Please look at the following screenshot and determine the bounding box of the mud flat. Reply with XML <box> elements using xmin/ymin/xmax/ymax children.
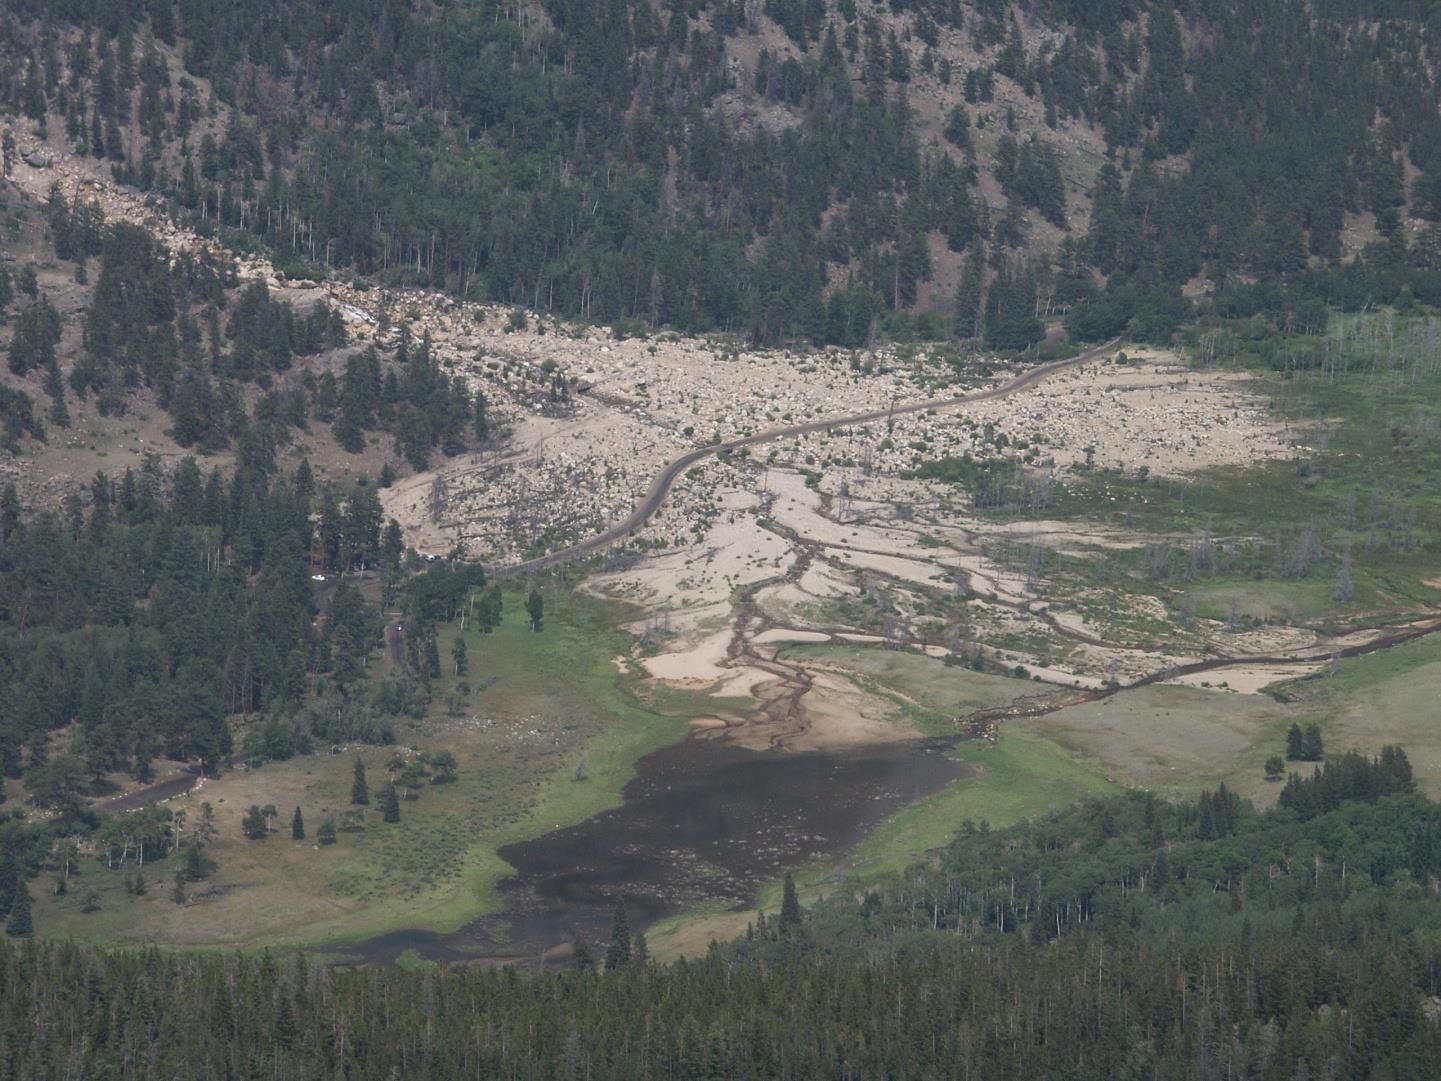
<box><xmin>346</xmin><ymin>733</ymin><xmax>965</xmax><ymax>964</ymax></box>
<box><xmin>93</xmin><ymin>763</ymin><xmax>205</xmax><ymax>812</ymax></box>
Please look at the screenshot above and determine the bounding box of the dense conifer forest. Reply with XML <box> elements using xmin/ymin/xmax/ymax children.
<box><xmin>5</xmin><ymin>0</ymin><xmax>1441</xmax><ymax>348</ymax></box>
<box><xmin>0</xmin><ymin>453</ymin><xmax>492</xmax><ymax>793</ymax></box>
<box><xmin>4</xmin><ymin>0</ymin><xmax>1441</xmax><ymax>467</ymax></box>
<box><xmin>4</xmin><ymin>185</ymin><xmax>487</xmax><ymax>461</ymax></box>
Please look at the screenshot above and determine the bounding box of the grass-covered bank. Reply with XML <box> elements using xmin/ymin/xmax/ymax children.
<box><xmin>34</xmin><ymin>588</ymin><xmax>690</xmax><ymax>949</ymax></box>
<box><xmin>647</xmin><ymin>646</ymin><xmax>1117</xmax><ymax>959</ymax></box>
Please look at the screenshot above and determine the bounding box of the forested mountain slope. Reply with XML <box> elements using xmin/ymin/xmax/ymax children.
<box><xmin>5</xmin><ymin>1</ymin><xmax>1441</xmax><ymax>349</ymax></box>
<box><xmin>8</xmin><ymin>12</ymin><xmax>1441</xmax><ymax>1072</ymax></box>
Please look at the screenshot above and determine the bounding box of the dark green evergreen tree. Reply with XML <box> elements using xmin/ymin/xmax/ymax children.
<box><xmin>184</xmin><ymin>840</ymin><xmax>208</xmax><ymax>881</ymax></box>
<box><xmin>473</xmin><ymin>390</ymin><xmax>488</xmax><ymax>441</ymax></box>
<box><xmin>0</xmin><ymin>850</ymin><xmax>17</xmax><ymax>916</ymax></box>
<box><xmin>943</xmin><ymin>104</ymin><xmax>971</xmax><ymax>150</ymax></box>
<box><xmin>351</xmin><ymin>759</ymin><xmax>369</xmax><ymax>805</ymax></box>
<box><xmin>5</xmin><ymin>881</ymin><xmax>32</xmax><ymax>938</ymax></box>
<box><xmin>954</xmin><ymin>244</ymin><xmax>986</xmax><ymax>341</ymax></box>
<box><xmin>242</xmin><ymin>805</ymin><xmax>268</xmax><ymax>840</ymax></box>
<box><xmin>424</xmin><ymin>631</ymin><xmax>441</xmax><ymax>679</ymax></box>
<box><xmin>572</xmin><ymin>934</ymin><xmax>594</xmax><ymax>971</ymax></box>
<box><xmin>8</xmin><ymin>299</ymin><xmax>61</xmax><ymax>376</ymax></box>
<box><xmin>780</xmin><ymin>873</ymin><xmax>802</xmax><ymax>932</ymax></box>
<box><xmin>606</xmin><ymin>902</ymin><xmax>631</xmax><ymax>969</ymax></box>
<box><xmin>43</xmin><ymin>359</ymin><xmax>69</xmax><ymax>428</ymax></box>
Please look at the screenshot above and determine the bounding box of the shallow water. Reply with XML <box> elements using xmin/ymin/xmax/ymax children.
<box><xmin>95</xmin><ymin>766</ymin><xmax>203</xmax><ymax>812</ymax></box>
<box><xmin>347</xmin><ymin>735</ymin><xmax>965</xmax><ymax>964</ymax></box>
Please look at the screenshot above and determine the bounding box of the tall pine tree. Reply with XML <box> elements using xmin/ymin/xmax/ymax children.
<box><xmin>351</xmin><ymin>759</ymin><xmax>369</xmax><ymax>805</ymax></box>
<box><xmin>606</xmin><ymin>902</ymin><xmax>632</xmax><ymax>969</ymax></box>
<box><xmin>5</xmin><ymin>881</ymin><xmax>32</xmax><ymax>937</ymax></box>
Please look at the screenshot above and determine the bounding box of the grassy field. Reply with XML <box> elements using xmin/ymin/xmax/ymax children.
<box><xmin>966</xmin><ymin>331</ymin><xmax>1441</xmax><ymax>651</ymax></box>
<box><xmin>1271</xmin><ymin>630</ymin><xmax>1441</xmax><ymax>793</ymax></box>
<box><xmin>34</xmin><ymin>603</ymin><xmax>1123</xmax><ymax>958</ymax></box>
<box><xmin>1027</xmin><ymin>685</ymin><xmax>1290</xmax><ymax>803</ymax></box>
<box><xmin>1188</xmin><ymin>579</ymin><xmax>1343</xmax><ymax>623</ymax></box>
<box><xmin>843</xmin><ymin>727</ymin><xmax>1117</xmax><ymax>876</ymax></box>
<box><xmin>36</xmin><ymin>587</ymin><xmax>689</xmax><ymax>949</ymax></box>
<box><xmin>1022</xmin><ymin>626</ymin><xmax>1441</xmax><ymax>807</ymax></box>
<box><xmin>777</xmin><ymin>643</ymin><xmax>1034</xmax><ymax>732</ymax></box>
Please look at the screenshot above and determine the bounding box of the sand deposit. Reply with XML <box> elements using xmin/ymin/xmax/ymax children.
<box><xmin>9</xmin><ymin>131</ymin><xmax>1359</xmax><ymax>758</ymax></box>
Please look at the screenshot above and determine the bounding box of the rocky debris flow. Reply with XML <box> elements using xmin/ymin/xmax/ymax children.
<box><xmin>0</xmin><ymin>140</ymin><xmax>1011</xmax><ymax>570</ymax></box>
<box><xmin>7</xmin><ymin>146</ymin><xmax>550</xmax><ymax>420</ymax></box>
<box><xmin>6</xmin><ymin>128</ymin><xmax>1301</xmax><ymax>718</ymax></box>
<box><xmin>4</xmin><ymin>143</ymin><xmax>1290</xmax><ymax>584</ymax></box>
<box><xmin>4</xmin><ymin>144</ymin><xmax>893</xmax><ymax>565</ymax></box>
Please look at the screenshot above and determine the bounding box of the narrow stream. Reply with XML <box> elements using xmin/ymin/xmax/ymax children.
<box><xmin>341</xmin><ymin>609</ymin><xmax>1441</xmax><ymax>966</ymax></box>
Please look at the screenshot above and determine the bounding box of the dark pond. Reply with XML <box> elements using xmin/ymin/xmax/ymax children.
<box><xmin>347</xmin><ymin>734</ymin><xmax>965</xmax><ymax>964</ymax></box>
<box><xmin>94</xmin><ymin>764</ymin><xmax>204</xmax><ymax>812</ymax></box>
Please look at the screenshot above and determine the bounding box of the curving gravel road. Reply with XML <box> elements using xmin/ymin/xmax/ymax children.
<box><xmin>489</xmin><ymin>337</ymin><xmax>1123</xmax><ymax>578</ymax></box>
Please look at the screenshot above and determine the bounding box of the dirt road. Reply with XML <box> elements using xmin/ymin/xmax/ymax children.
<box><xmin>490</xmin><ymin>338</ymin><xmax>1123</xmax><ymax>577</ymax></box>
